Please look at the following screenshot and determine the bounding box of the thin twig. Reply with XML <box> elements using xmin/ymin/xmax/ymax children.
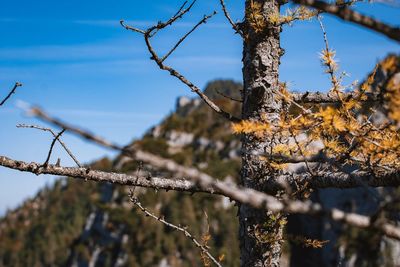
<box><xmin>120</xmin><ymin>20</ymin><xmax>146</xmax><ymax>34</ymax></box>
<box><xmin>129</xmin><ymin>190</ymin><xmax>223</xmax><ymax>267</ymax></box>
<box><xmin>28</xmin><ymin>106</ymin><xmax>124</xmax><ymax>151</ymax></box>
<box><xmin>293</xmin><ymin>0</ymin><xmax>400</xmax><ymax>42</ymax></box>
<box><xmin>120</xmin><ymin>1</ymin><xmax>197</xmax><ymax>35</ymax></box>
<box><xmin>16</xmin><ymin>124</ymin><xmax>82</xmax><ymax>167</ymax></box>
<box><xmin>161</xmin><ymin>12</ymin><xmax>217</xmax><ymax>62</ymax></box>
<box><xmin>144</xmin><ymin>18</ymin><xmax>240</xmax><ymax>122</ymax></box>
<box><xmin>43</xmin><ymin>129</ymin><xmax>65</xmax><ymax>167</ymax></box>
<box><xmin>275</xmin><ymin>89</ymin><xmax>311</xmax><ymax>114</ymax></box>
<box><xmin>219</xmin><ymin>0</ymin><xmax>244</xmax><ymax>37</ymax></box>
<box><xmin>318</xmin><ymin>15</ymin><xmax>341</xmax><ymax>93</ymax></box>
<box><xmin>0</xmin><ymin>82</ymin><xmax>22</xmax><ymax>106</ymax></box>
<box><xmin>2</xmin><ymin>154</ymin><xmax>400</xmax><ymax>240</ymax></box>
<box><xmin>216</xmin><ymin>89</ymin><xmax>243</xmax><ymax>102</ymax></box>
<box><xmin>23</xmin><ymin>106</ymin><xmax>400</xmax><ymax>190</ymax></box>
<box><xmin>120</xmin><ymin>5</ymin><xmax>241</xmax><ymax>122</ymax></box>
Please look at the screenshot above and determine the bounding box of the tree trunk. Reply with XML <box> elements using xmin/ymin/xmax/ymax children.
<box><xmin>240</xmin><ymin>0</ymin><xmax>284</xmax><ymax>266</ymax></box>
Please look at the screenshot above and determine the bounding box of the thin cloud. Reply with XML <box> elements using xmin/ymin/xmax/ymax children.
<box><xmin>169</xmin><ymin>55</ymin><xmax>240</xmax><ymax>67</ymax></box>
<box><xmin>73</xmin><ymin>19</ymin><xmax>229</xmax><ymax>29</ymax></box>
<box><xmin>0</xmin><ymin>54</ymin><xmax>241</xmax><ymax>80</ymax></box>
<box><xmin>0</xmin><ymin>39</ymin><xmax>141</xmax><ymax>62</ymax></box>
<box><xmin>0</xmin><ymin>17</ymin><xmax>230</xmax><ymax>29</ymax></box>
<box><xmin>0</xmin><ymin>108</ymin><xmax>14</xmax><ymax>114</ymax></box>
<box><xmin>51</xmin><ymin>108</ymin><xmax>162</xmax><ymax>119</ymax></box>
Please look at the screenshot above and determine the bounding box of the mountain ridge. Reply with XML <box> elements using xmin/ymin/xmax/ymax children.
<box><xmin>2</xmin><ymin>56</ymin><xmax>400</xmax><ymax>266</ymax></box>
<box><xmin>0</xmin><ymin>79</ymin><xmax>243</xmax><ymax>267</ymax></box>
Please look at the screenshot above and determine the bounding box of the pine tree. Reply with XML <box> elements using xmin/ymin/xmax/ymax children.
<box><xmin>1</xmin><ymin>1</ymin><xmax>400</xmax><ymax>266</ymax></box>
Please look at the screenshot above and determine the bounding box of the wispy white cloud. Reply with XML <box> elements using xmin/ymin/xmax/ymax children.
<box><xmin>0</xmin><ymin>17</ymin><xmax>229</xmax><ymax>29</ymax></box>
<box><xmin>51</xmin><ymin>108</ymin><xmax>162</xmax><ymax>119</ymax></box>
<box><xmin>73</xmin><ymin>19</ymin><xmax>229</xmax><ymax>29</ymax></box>
<box><xmin>0</xmin><ymin>108</ymin><xmax>14</xmax><ymax>114</ymax></box>
<box><xmin>0</xmin><ymin>39</ymin><xmax>141</xmax><ymax>61</ymax></box>
<box><xmin>0</xmin><ymin>54</ymin><xmax>240</xmax><ymax>80</ymax></box>
<box><xmin>0</xmin><ymin>106</ymin><xmax>162</xmax><ymax>125</ymax></box>
<box><xmin>74</xmin><ymin>19</ymin><xmax>155</xmax><ymax>28</ymax></box>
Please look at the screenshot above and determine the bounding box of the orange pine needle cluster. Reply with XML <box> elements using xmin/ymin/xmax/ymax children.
<box><xmin>269</xmin><ymin>6</ymin><xmax>318</xmax><ymax>25</ymax></box>
<box><xmin>232</xmin><ymin>55</ymin><xmax>400</xmax><ymax>172</ymax></box>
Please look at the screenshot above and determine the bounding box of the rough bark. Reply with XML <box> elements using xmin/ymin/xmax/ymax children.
<box><xmin>240</xmin><ymin>0</ymin><xmax>285</xmax><ymax>266</ymax></box>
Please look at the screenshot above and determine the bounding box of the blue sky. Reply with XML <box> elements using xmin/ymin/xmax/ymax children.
<box><xmin>0</xmin><ymin>1</ymin><xmax>398</xmax><ymax>215</ymax></box>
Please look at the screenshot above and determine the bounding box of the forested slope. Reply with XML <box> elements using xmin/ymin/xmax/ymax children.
<box><xmin>0</xmin><ymin>80</ymin><xmax>243</xmax><ymax>267</ymax></box>
<box><xmin>1</xmin><ymin>54</ymin><xmax>400</xmax><ymax>266</ymax></box>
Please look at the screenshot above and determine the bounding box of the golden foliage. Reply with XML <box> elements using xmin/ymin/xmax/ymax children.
<box><xmin>246</xmin><ymin>0</ymin><xmax>266</xmax><ymax>33</ymax></box>
<box><xmin>200</xmin><ymin>212</ymin><xmax>212</xmax><ymax>267</ymax></box>
<box><xmin>232</xmin><ymin>120</ymin><xmax>270</xmax><ymax>136</ymax></box>
<box><xmin>320</xmin><ymin>49</ymin><xmax>338</xmax><ymax>72</ymax></box>
<box><xmin>289</xmin><ymin>234</ymin><xmax>330</xmax><ymax>248</ymax></box>
<box><xmin>232</xmin><ymin>55</ymin><xmax>400</xmax><ymax>173</ymax></box>
<box><xmin>381</xmin><ymin>56</ymin><xmax>400</xmax><ymax>123</ymax></box>
<box><xmin>269</xmin><ymin>6</ymin><xmax>318</xmax><ymax>25</ymax></box>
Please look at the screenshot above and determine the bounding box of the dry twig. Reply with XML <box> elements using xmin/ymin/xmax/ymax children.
<box><xmin>43</xmin><ymin>129</ymin><xmax>66</xmax><ymax>167</ymax></box>
<box><xmin>17</xmin><ymin>124</ymin><xmax>82</xmax><ymax>167</ymax></box>
<box><xmin>219</xmin><ymin>0</ymin><xmax>244</xmax><ymax>36</ymax></box>
<box><xmin>293</xmin><ymin>0</ymin><xmax>400</xmax><ymax>42</ymax></box>
<box><xmin>129</xmin><ymin>190</ymin><xmax>222</xmax><ymax>267</ymax></box>
<box><xmin>0</xmin><ymin>82</ymin><xmax>22</xmax><ymax>106</ymax></box>
<box><xmin>120</xmin><ymin>3</ymin><xmax>240</xmax><ymax>122</ymax></box>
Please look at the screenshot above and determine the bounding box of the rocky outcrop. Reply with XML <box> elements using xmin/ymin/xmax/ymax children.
<box><xmin>175</xmin><ymin>96</ymin><xmax>201</xmax><ymax>116</ymax></box>
<box><xmin>66</xmin><ymin>183</ymin><xmax>129</xmax><ymax>267</ymax></box>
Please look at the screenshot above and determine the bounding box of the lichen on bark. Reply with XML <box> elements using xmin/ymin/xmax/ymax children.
<box><xmin>240</xmin><ymin>0</ymin><xmax>287</xmax><ymax>266</ymax></box>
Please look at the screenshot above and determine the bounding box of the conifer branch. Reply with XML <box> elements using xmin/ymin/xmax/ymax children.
<box><xmin>20</xmin><ymin>105</ymin><xmax>400</xmax><ymax>189</ymax></box>
<box><xmin>291</xmin><ymin>91</ymin><xmax>381</xmax><ymax>103</ymax></box>
<box><xmin>2</xmin><ymin>154</ymin><xmax>400</xmax><ymax>240</ymax></box>
<box><xmin>293</xmin><ymin>0</ymin><xmax>400</xmax><ymax>42</ymax></box>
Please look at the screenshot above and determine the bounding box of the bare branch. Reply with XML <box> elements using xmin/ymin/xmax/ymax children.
<box><xmin>28</xmin><ymin>106</ymin><xmax>124</xmax><ymax>151</ymax></box>
<box><xmin>216</xmin><ymin>89</ymin><xmax>243</xmax><ymax>102</ymax></box>
<box><xmin>43</xmin><ymin>129</ymin><xmax>66</xmax><ymax>167</ymax></box>
<box><xmin>120</xmin><ymin>5</ymin><xmax>241</xmax><ymax>122</ymax></box>
<box><xmin>0</xmin><ymin>155</ymin><xmax>212</xmax><ymax>193</ymax></box>
<box><xmin>119</xmin><ymin>20</ymin><xmax>145</xmax><ymax>34</ymax></box>
<box><xmin>120</xmin><ymin>1</ymin><xmax>197</xmax><ymax>37</ymax></box>
<box><xmin>317</xmin><ymin>15</ymin><xmax>342</xmax><ymax>93</ymax></box>
<box><xmin>12</xmin><ymin>105</ymin><xmax>400</xmax><ymax>243</ymax></box>
<box><xmin>161</xmin><ymin>11</ymin><xmax>217</xmax><ymax>62</ymax></box>
<box><xmin>2</xmin><ymin>154</ymin><xmax>400</xmax><ymax>240</ymax></box>
<box><xmin>0</xmin><ymin>82</ymin><xmax>22</xmax><ymax>106</ymax></box>
<box><xmin>149</xmin><ymin>0</ymin><xmax>197</xmax><ymax>36</ymax></box>
<box><xmin>291</xmin><ymin>91</ymin><xmax>380</xmax><ymax>103</ymax></box>
<box><xmin>24</xmin><ymin>106</ymin><xmax>400</xmax><ymax>190</ymax></box>
<box><xmin>133</xmin><ymin>154</ymin><xmax>400</xmax><ymax>241</ymax></box>
<box><xmin>292</xmin><ymin>0</ymin><xmax>400</xmax><ymax>42</ymax></box>
<box><xmin>219</xmin><ymin>0</ymin><xmax>244</xmax><ymax>37</ymax></box>
<box><xmin>143</xmin><ymin>34</ymin><xmax>240</xmax><ymax>122</ymax></box>
<box><xmin>17</xmin><ymin>124</ymin><xmax>82</xmax><ymax>167</ymax></box>
<box><xmin>155</xmin><ymin>158</ymin><xmax>400</xmax><ymax>240</ymax></box>
<box><xmin>129</xmin><ymin>191</ymin><xmax>223</xmax><ymax>267</ymax></box>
